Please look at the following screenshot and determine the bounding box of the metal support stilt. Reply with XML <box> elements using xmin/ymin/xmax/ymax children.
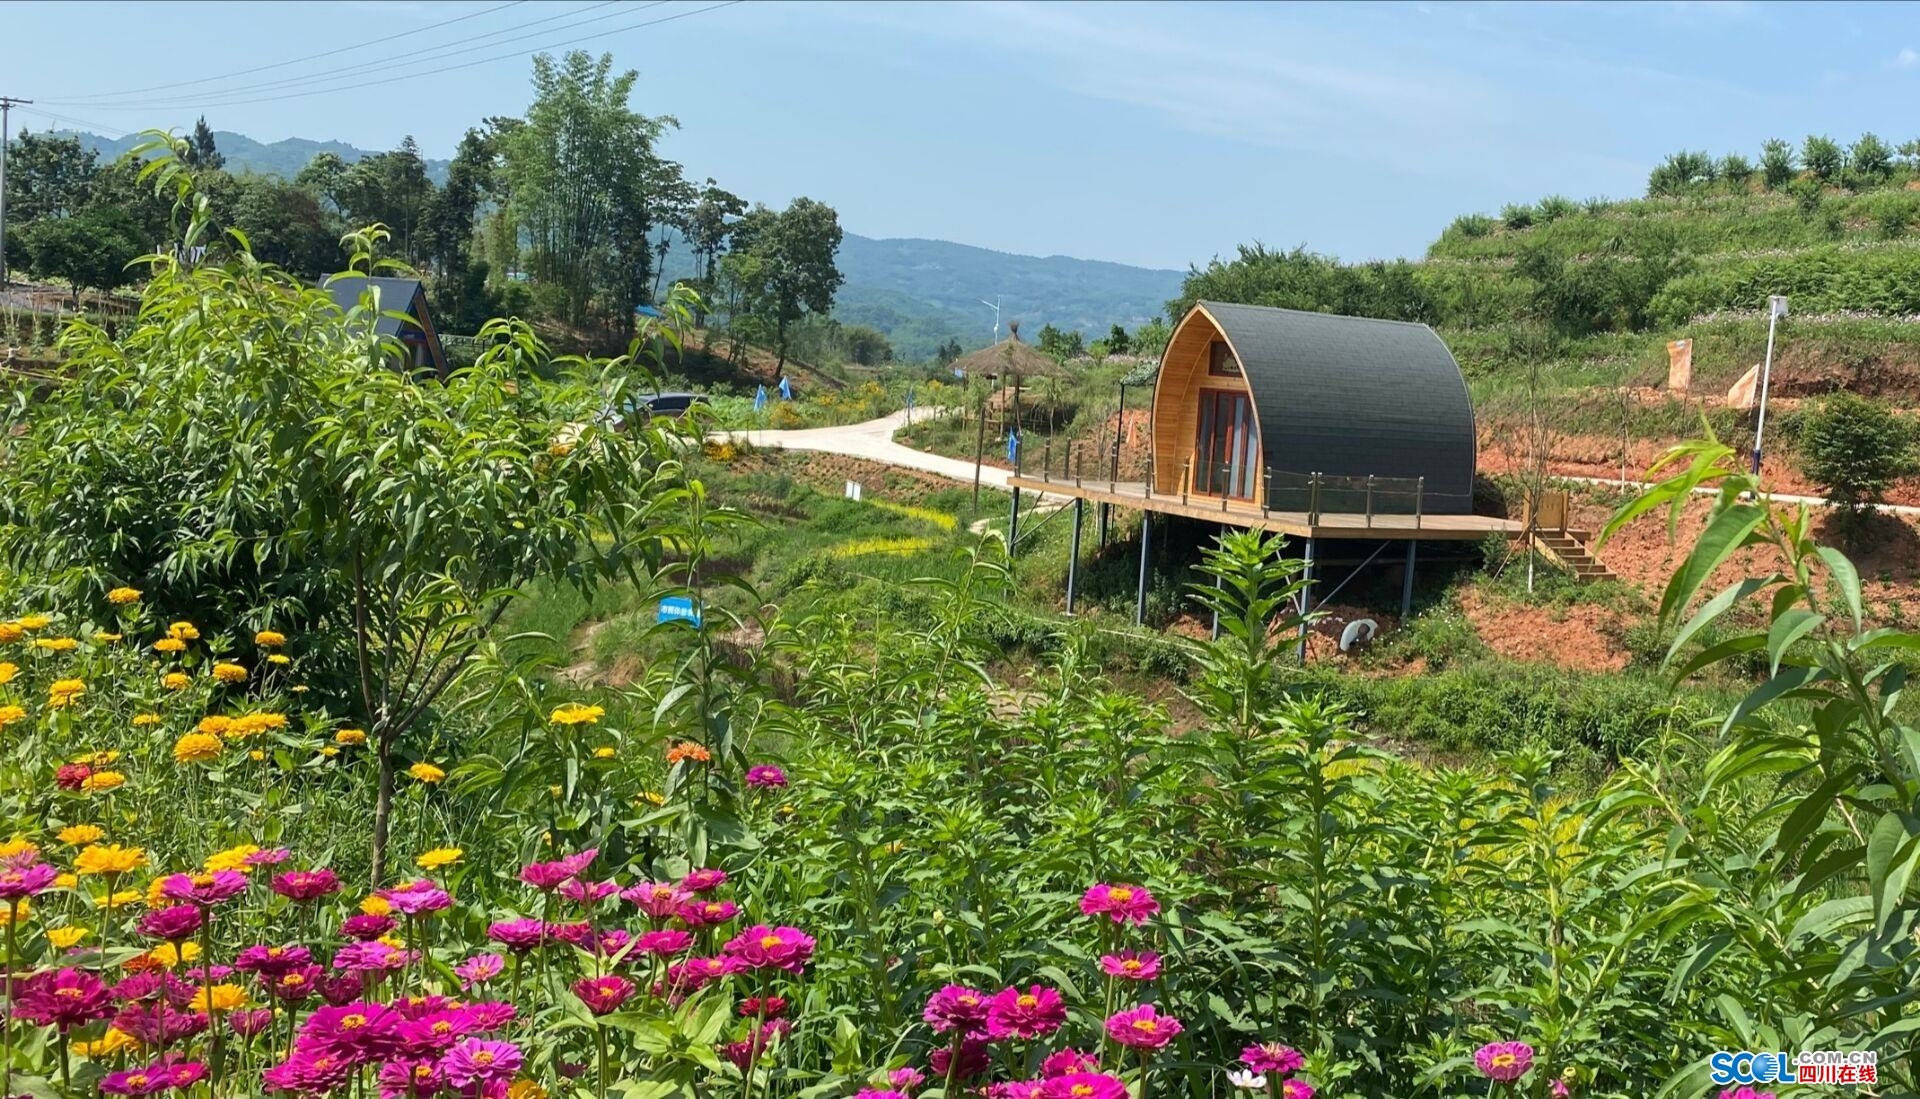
<box><xmin>1066</xmin><ymin>498</ymin><xmax>1084</xmax><ymax>615</ymax></box>
<box><xmin>1296</xmin><ymin>537</ymin><xmax>1317</xmax><ymax>663</ymax></box>
<box><xmin>1134</xmin><ymin>513</ymin><xmax>1152</xmax><ymax>627</ymax></box>
<box><xmin>1097</xmin><ymin>502</ymin><xmax>1109</xmax><ymax>548</ymax></box>
<box><xmin>1401</xmin><ymin>540</ymin><xmax>1417</xmax><ymax>620</ymax></box>
<box><xmin>1210</xmin><ymin>524</ymin><xmax>1224</xmax><ymax>641</ymax></box>
<box><xmin>1007</xmin><ymin>487</ymin><xmax>1021</xmax><ymax>555</ymax></box>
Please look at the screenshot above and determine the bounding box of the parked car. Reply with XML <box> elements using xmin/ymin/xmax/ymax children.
<box><xmin>607</xmin><ymin>391</ymin><xmax>710</xmax><ymax>430</ymax></box>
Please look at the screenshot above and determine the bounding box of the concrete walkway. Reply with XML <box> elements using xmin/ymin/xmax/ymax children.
<box><xmin>1557</xmin><ymin>473</ymin><xmax>1920</xmax><ymax>518</ymax></box>
<box><xmin>726</xmin><ymin>409</ymin><xmax>1054</xmax><ymax>499</ymax></box>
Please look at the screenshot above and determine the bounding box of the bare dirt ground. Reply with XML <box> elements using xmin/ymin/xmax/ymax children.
<box><xmin>1479</xmin><ymin>433</ymin><xmax>1920</xmax><ymax>508</ymax></box>
<box><xmin>1457</xmin><ymin>588</ymin><xmax>1631</xmax><ymax>672</ymax></box>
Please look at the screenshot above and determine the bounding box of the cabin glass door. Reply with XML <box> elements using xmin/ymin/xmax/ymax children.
<box><xmin>1194</xmin><ymin>389</ymin><xmax>1258</xmax><ymax>500</ymax></box>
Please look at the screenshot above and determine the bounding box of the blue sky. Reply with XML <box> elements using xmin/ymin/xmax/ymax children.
<box><xmin>10</xmin><ymin>1</ymin><xmax>1920</xmax><ymax>269</ymax></box>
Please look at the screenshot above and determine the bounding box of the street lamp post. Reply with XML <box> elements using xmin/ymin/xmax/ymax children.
<box><xmin>1751</xmin><ymin>294</ymin><xmax>1789</xmax><ymax>476</ymax></box>
<box><xmin>979</xmin><ymin>297</ymin><xmax>1001</xmax><ymax>343</ymax></box>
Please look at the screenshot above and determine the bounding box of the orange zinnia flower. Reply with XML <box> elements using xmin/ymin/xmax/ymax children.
<box><xmin>665</xmin><ymin>741</ymin><xmax>712</xmax><ymax>765</ymax></box>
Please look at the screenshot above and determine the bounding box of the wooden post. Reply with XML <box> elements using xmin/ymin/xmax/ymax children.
<box><xmin>1008</xmin><ymin>486</ymin><xmax>1021</xmax><ymax>556</ymax></box>
<box><xmin>1066</xmin><ymin>498</ymin><xmax>1084</xmax><ymax>614</ymax></box>
<box><xmin>1365</xmin><ymin>475</ymin><xmax>1376</xmax><ymax>528</ymax></box>
<box><xmin>1043</xmin><ymin>439</ymin><xmax>1052</xmax><ymax>482</ymax></box>
<box><xmin>1262</xmin><ymin>469</ymin><xmax>1273</xmax><ymax>518</ymax></box>
<box><xmin>1401</xmin><ymin>541</ymin><xmax>1417</xmax><ymax>620</ymax></box>
<box><xmin>1414</xmin><ymin>476</ymin><xmax>1425</xmax><ymax>530</ymax></box>
<box><xmin>1180</xmin><ymin>459</ymin><xmax>1190</xmax><ymax>505</ymax></box>
<box><xmin>1297</xmin><ymin>537</ymin><xmax>1317</xmax><ymax>663</ymax></box>
<box><xmin>1308</xmin><ymin>473</ymin><xmax>1322</xmax><ymax>526</ymax></box>
<box><xmin>971</xmin><ymin>392</ymin><xmax>987</xmax><ymax>508</ymax></box>
<box><xmin>1134</xmin><ymin>513</ymin><xmax>1152</xmax><ymax>627</ymax></box>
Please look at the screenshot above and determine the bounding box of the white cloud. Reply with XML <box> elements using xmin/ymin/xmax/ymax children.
<box><xmin>1896</xmin><ymin>46</ymin><xmax>1919</xmax><ymax>68</ymax></box>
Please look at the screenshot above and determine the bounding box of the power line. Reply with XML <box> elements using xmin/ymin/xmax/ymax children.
<box><xmin>50</xmin><ymin>0</ymin><xmax>639</xmax><ymax>111</ymax></box>
<box><xmin>16</xmin><ymin>106</ymin><xmax>129</xmax><ymax>139</ymax></box>
<box><xmin>51</xmin><ymin>0</ymin><xmax>527</xmax><ymax>103</ymax></box>
<box><xmin>57</xmin><ymin>1</ymin><xmax>745</xmax><ymax>114</ymax></box>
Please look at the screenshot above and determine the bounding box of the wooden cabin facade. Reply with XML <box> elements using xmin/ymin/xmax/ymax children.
<box><xmin>1149</xmin><ymin>301</ymin><xmax>1477</xmax><ymax>515</ymax></box>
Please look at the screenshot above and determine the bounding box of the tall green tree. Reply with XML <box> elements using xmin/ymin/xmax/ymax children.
<box><xmin>686</xmin><ymin>179</ymin><xmax>746</xmax><ymax>283</ymax></box>
<box><xmin>340</xmin><ymin>137</ymin><xmax>435</xmax><ymax>266</ymax></box>
<box><xmin>1759</xmin><ymin>137</ymin><xmax>1796</xmax><ymax>188</ymax></box>
<box><xmin>735</xmin><ymin>197</ymin><xmax>843</xmax><ymax>370</ymax></box>
<box><xmin>20</xmin><ymin>206</ymin><xmax>142</xmax><ymax>304</ymax></box>
<box><xmin>2</xmin><ymin>129</ymin><xmax>98</xmax><ymax>222</ymax></box>
<box><xmin>500</xmin><ymin>50</ymin><xmax>682</xmax><ymax>338</ymax></box>
<box><xmin>183</xmin><ymin>116</ymin><xmax>224</xmax><ymax>171</ymax></box>
<box><xmin>295</xmin><ymin>151</ymin><xmax>351</xmax><ymax>216</ymax></box>
<box><xmin>425</xmin><ymin>127</ymin><xmax>496</xmax><ymax>279</ymax></box>
<box><xmin>1803</xmin><ymin>133</ymin><xmax>1843</xmax><ymax>181</ymax></box>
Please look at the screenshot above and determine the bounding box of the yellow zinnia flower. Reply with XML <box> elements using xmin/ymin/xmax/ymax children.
<box><xmin>639</xmin><ymin>791</ymin><xmax>666</xmax><ymax>807</ymax></box>
<box><xmin>75</xmin><ymin>751</ymin><xmax>119</xmax><ymax>766</ymax></box>
<box><xmin>0</xmin><ymin>900</ymin><xmax>32</xmax><ymax>924</ymax></box>
<box><xmin>73</xmin><ymin>1027</ymin><xmax>137</xmax><ymax>1058</ymax></box>
<box><xmin>211</xmin><ymin>663</ymin><xmax>248</xmax><ymax>685</ymax></box>
<box><xmin>53</xmin><ymin>873</ymin><xmax>76</xmax><ymax>891</ymax></box>
<box><xmin>166</xmin><ymin>621</ymin><xmax>199</xmax><ymax>641</ymax></box>
<box><xmin>94</xmin><ymin>632</ymin><xmax>122</xmax><ymax>643</ymax></box>
<box><xmin>249</xmin><ymin>749</ymin><xmax>265</xmax><ymax>761</ymax></box>
<box><xmin>408</xmin><ymin>762</ymin><xmax>446</xmax><ymax>784</ymax></box>
<box><xmin>548</xmin><ymin>703</ymin><xmax>605</xmax><ymax>726</ymax></box>
<box><xmin>107</xmin><ymin>587</ymin><xmax>143</xmax><ymax>605</ymax></box>
<box><xmin>144</xmin><ymin>941</ymin><xmax>200</xmax><ymax>969</ymax></box>
<box><xmin>360</xmin><ymin>894</ymin><xmax>393</xmax><ymax>917</ymax></box>
<box><xmin>335</xmin><ymin>729</ymin><xmax>367</xmax><ymax>746</ymax></box>
<box><xmin>0</xmin><ymin>623</ymin><xmax>22</xmax><ymax>643</ymax></box>
<box><xmin>17</xmin><ymin>615</ymin><xmax>50</xmax><ymax>630</ymax></box>
<box><xmin>197</xmin><ymin>715</ymin><xmax>235</xmax><ymax>737</ymax></box>
<box><xmin>161</xmin><ymin>673</ymin><xmax>190</xmax><ymax>691</ymax></box>
<box><xmin>152</xmin><ymin>637</ymin><xmax>186</xmax><ymax>655</ymax></box>
<box><xmin>132</xmin><ymin>713</ymin><xmax>162</xmax><ymax>727</ymax></box>
<box><xmin>32</xmin><ymin>637</ymin><xmax>77</xmax><ymax>652</ymax></box>
<box><xmin>47</xmin><ymin>679</ymin><xmax>86</xmax><ymax>708</ymax></box>
<box><xmin>81</xmin><ymin>771</ymin><xmax>126</xmax><ymax>793</ymax></box>
<box><xmin>0</xmin><ymin>705</ymin><xmax>26</xmax><ymax>728</ymax></box>
<box><xmin>254</xmin><ymin>630</ymin><xmax>286</xmax><ymax>648</ymax></box>
<box><xmin>507</xmin><ymin>1081</ymin><xmax>548</xmax><ymax>1099</ymax></box>
<box><xmin>190</xmin><ymin>983</ymin><xmax>249</xmax><ymax>1013</ymax></box>
<box><xmin>415</xmin><ymin>847</ymin><xmax>463</xmax><ymax>870</ymax></box>
<box><xmin>95</xmin><ymin>889</ymin><xmax>140</xmax><ymax>909</ymax></box>
<box><xmin>592</xmin><ymin>746</ymin><xmax>616</xmax><ymax>759</ymax></box>
<box><xmin>203</xmin><ymin>845</ymin><xmax>260</xmax><ymax>873</ymax></box>
<box><xmin>57</xmin><ymin>824</ymin><xmax>104</xmax><ymax>846</ymax></box>
<box><xmin>173</xmin><ymin>733</ymin><xmax>223</xmax><ymax>765</ymax></box>
<box><xmin>46</xmin><ymin>926</ymin><xmax>87</xmax><ymax>949</ymax></box>
<box><xmin>227</xmin><ymin>712</ymin><xmax>287</xmax><ymax>739</ymax></box>
<box><xmin>267</xmin><ymin>654</ymin><xmax>291</xmax><ymax>666</ymax></box>
<box><xmin>75</xmin><ymin>844</ymin><xmax>146</xmax><ymax>876</ymax></box>
<box><xmin>0</xmin><ymin>838</ymin><xmax>38</xmax><ymax>862</ymax></box>
<box><xmin>0</xmin><ymin>662</ymin><xmax>15</xmax><ymax>684</ymax></box>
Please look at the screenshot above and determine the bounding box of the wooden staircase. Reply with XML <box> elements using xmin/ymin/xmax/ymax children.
<box><xmin>1531</xmin><ymin>527</ymin><xmax>1615</xmax><ymax>584</ymax></box>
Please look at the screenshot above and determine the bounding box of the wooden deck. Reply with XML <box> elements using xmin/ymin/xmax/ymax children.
<box><xmin>1006</xmin><ymin>475</ymin><xmax>1522</xmax><ymax>541</ymax></box>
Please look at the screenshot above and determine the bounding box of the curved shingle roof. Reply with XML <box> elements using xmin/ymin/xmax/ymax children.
<box><xmin>1198</xmin><ymin>301</ymin><xmax>1476</xmax><ymax>513</ymax></box>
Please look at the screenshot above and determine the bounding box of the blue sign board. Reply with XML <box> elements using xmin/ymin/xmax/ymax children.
<box><xmin>657</xmin><ymin>596</ymin><xmax>703</xmax><ymax>627</ymax></box>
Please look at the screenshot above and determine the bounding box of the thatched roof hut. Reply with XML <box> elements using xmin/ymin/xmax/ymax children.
<box><xmin>950</xmin><ymin>325</ymin><xmax>1070</xmax><ymax>382</ymax></box>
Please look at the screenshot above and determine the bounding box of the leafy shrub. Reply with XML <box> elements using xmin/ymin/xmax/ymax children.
<box><xmin>1500</xmin><ymin>203</ymin><xmax>1536</xmax><ymax>230</ymax></box>
<box><xmin>1448</xmin><ymin>212</ymin><xmax>1495</xmax><ymax>238</ymax></box>
<box><xmin>1646</xmin><ymin>150</ymin><xmax>1715</xmax><ymax>196</ymax></box>
<box><xmin>1718</xmin><ymin>153</ymin><xmax>1754</xmax><ymax>184</ymax></box>
<box><xmin>1798</xmin><ymin>391</ymin><xmax>1917</xmax><ymax>510</ymax></box>
<box><xmin>1849</xmin><ymin>131</ymin><xmax>1893</xmax><ymax>181</ymax></box>
<box><xmin>1534</xmin><ymin>194</ymin><xmax>1577</xmax><ymax>223</ymax></box>
<box><xmin>1759</xmin><ymin>137</ymin><xmax>1796</xmax><ymax>188</ymax></box>
<box><xmin>1803</xmin><ymin>133</ymin><xmax>1844</xmax><ymax>180</ymax></box>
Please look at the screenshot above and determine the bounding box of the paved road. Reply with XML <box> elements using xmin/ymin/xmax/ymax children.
<box><xmin>726</xmin><ymin>409</ymin><xmax>1059</xmax><ymax>499</ymax></box>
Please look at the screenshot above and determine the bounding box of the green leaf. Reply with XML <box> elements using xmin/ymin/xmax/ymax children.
<box><xmin>1866</xmin><ymin>811</ymin><xmax>1920</xmax><ymax>936</ymax></box>
<box><xmin>1766</xmin><ymin>609</ymin><xmax>1825</xmax><ymax>675</ymax></box>
<box><xmin>1665</xmin><ymin>576</ymin><xmax>1772</xmax><ymax>669</ymax></box>
<box><xmin>1815</xmin><ymin>545</ymin><xmax>1863</xmax><ymax>631</ymax></box>
<box><xmin>1660</xmin><ymin>502</ymin><xmax>1767</xmax><ymax>628</ymax></box>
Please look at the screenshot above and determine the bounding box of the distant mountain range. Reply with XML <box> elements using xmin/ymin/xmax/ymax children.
<box><xmin>58</xmin><ymin>129</ymin><xmax>1183</xmax><ymax>358</ymax></box>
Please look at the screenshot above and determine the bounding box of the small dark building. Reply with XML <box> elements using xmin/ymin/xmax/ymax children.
<box><xmin>1150</xmin><ymin>301</ymin><xmax>1476</xmax><ymax>513</ymax></box>
<box><xmin>325</xmin><ymin>275</ymin><xmax>449</xmax><ymax>379</ymax></box>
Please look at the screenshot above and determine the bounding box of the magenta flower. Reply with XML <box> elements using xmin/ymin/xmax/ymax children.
<box><xmin>138</xmin><ymin>904</ymin><xmax>204</xmax><ymax>942</ymax></box>
<box><xmin>1475</xmin><ymin>1042</ymin><xmax>1534</xmax><ymax>1083</ymax></box>
<box><xmin>381</xmin><ymin>879</ymin><xmax>452</xmax><ymax>916</ymax></box>
<box><xmin>315</xmin><ymin>973</ymin><xmax>365</xmax><ymax>1006</ymax></box>
<box><xmin>986</xmin><ymin>985</ymin><xmax>1067</xmax><ymax>1040</ymax></box>
<box><xmin>1242</xmin><ymin>1043</ymin><xmax>1304</xmax><ymax>1075</ymax></box>
<box><xmin>855</xmin><ymin>1091</ymin><xmax>910</xmax><ymax>1099</ymax></box>
<box><xmin>465</xmin><ymin>1000</ymin><xmax>517</xmax><ymax>1031</ymax></box>
<box><xmin>989</xmin><ymin>1083</ymin><xmax>1046</xmax><ymax>1099</ymax></box>
<box><xmin>681</xmin><ymin>867</ymin><xmax>729</xmax><ymax>893</ymax></box>
<box><xmin>270</xmin><ymin>869</ymin><xmax>341</xmax><ymax>903</ymax></box>
<box><xmin>454</xmin><ymin>953</ymin><xmax>505</xmax><ymax>989</ymax></box>
<box><xmin>669</xmin><ymin>955</ymin><xmax>740</xmax><ymax>990</ymax></box>
<box><xmin>1551</xmin><ymin>1082</ymin><xmax>1570</xmax><ymax>1098</ymax></box>
<box><xmin>13</xmin><ymin>967</ymin><xmax>112</xmax><ymax>1030</ymax></box>
<box><xmin>397</xmin><ymin>1008</ymin><xmax>478</xmax><ymax>1056</ymax></box>
<box><xmin>1041</xmin><ymin>1050</ymin><xmax>1099</xmax><ymax>1078</ymax></box>
<box><xmin>637</xmin><ymin>929</ymin><xmax>694</xmax><ymax>956</ymax></box>
<box><xmin>486</xmin><ymin>917</ymin><xmax>547</xmax><ymax>952</ymax></box>
<box><xmin>229</xmin><ymin>1008</ymin><xmax>274</xmax><ymax>1039</ymax></box>
<box><xmin>1105</xmin><ymin>1004</ymin><xmax>1183</xmax><ymax>1050</ymax></box>
<box><xmin>332</xmin><ymin>940</ymin><xmax>414</xmax><ymax>973</ymax></box>
<box><xmin>1718</xmin><ymin>1089</ymin><xmax>1775</xmax><ymax>1099</ymax></box>
<box><xmin>0</xmin><ymin>862</ymin><xmax>57</xmax><ymax>901</ymax></box>
<box><xmin>261</xmin><ymin>1050</ymin><xmax>353</xmax><ymax>1095</ymax></box>
<box><xmin>1279</xmin><ymin>1082</ymin><xmax>1315</xmax><ymax>1099</ymax></box>
<box><xmin>559</xmin><ymin>877</ymin><xmax>620</xmax><ymax>906</ymax></box>
<box><xmin>1099</xmin><ymin>951</ymin><xmax>1161</xmax><ymax>981</ymax></box>
<box><xmin>722</xmin><ymin>924</ymin><xmax>816</xmax><ymax>973</ymax></box>
<box><xmin>889</xmin><ymin>1067</ymin><xmax>927</xmax><ymax>1091</ymax></box>
<box><xmin>236</xmin><ymin>944</ymin><xmax>313</xmax><ymax>976</ymax></box>
<box><xmin>340</xmin><ymin>913</ymin><xmax>397</xmax><ymax>941</ymax></box>
<box><xmin>745</xmin><ymin>765</ymin><xmax>788</xmax><ymax>789</ymax></box>
<box><xmin>379</xmin><ymin>1058</ymin><xmax>444</xmax><ymax>1098</ymax></box>
<box><xmin>112</xmin><ymin>972</ymin><xmax>193</xmax><ymax>1006</ymax></box>
<box><xmin>923</xmin><ymin>984</ymin><xmax>991</xmax><ymax>1035</ymax></box>
<box><xmin>103</xmin><ymin>1056</ymin><xmax>207</xmax><ymax>1096</ymax></box>
<box><xmin>1041</xmin><ymin>1074</ymin><xmax>1129</xmax><ymax>1099</ymax></box>
<box><xmin>573</xmin><ymin>974</ymin><xmax>636</xmax><ymax>1016</ymax></box>
<box><xmin>724</xmin><ymin>1019</ymin><xmax>792</xmax><ymax>1068</ymax></box>
<box><xmin>300</xmin><ymin>1001</ymin><xmax>406</xmax><ymax>1063</ymax></box>
<box><xmin>441</xmin><ymin>1038</ymin><xmax>524</xmax><ymax>1088</ymax></box>
<box><xmin>112</xmin><ymin>1002</ymin><xmax>207</xmax><ymax>1046</ymax></box>
<box><xmin>246</xmin><ymin>847</ymin><xmax>291</xmax><ymax>868</ymax></box>
<box><xmin>160</xmin><ymin>870</ymin><xmax>248</xmax><ymax>905</ymax></box>
<box><xmin>929</xmin><ymin>1036</ymin><xmax>991</xmax><ymax>1080</ymax></box>
<box><xmin>1078</xmin><ymin>883</ymin><xmax>1159</xmax><ymax>924</ymax></box>
<box><xmin>519</xmin><ymin>848</ymin><xmax>597</xmax><ymax>891</ymax></box>
<box><xmin>680</xmin><ymin>898</ymin><xmax>739</xmax><ymax>927</ymax></box>
<box><xmin>622</xmin><ymin>881</ymin><xmax>691</xmax><ymax>919</ymax></box>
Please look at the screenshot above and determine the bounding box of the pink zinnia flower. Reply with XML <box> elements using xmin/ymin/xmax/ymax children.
<box><xmin>986</xmin><ymin>985</ymin><xmax>1067</xmax><ymax>1040</ymax></box>
<box><xmin>1078</xmin><ymin>883</ymin><xmax>1159</xmax><ymax>924</ymax></box>
<box><xmin>486</xmin><ymin>918</ymin><xmax>546</xmax><ymax>952</ymax></box>
<box><xmin>13</xmin><ymin>967</ymin><xmax>112</xmax><ymax>1030</ymax></box>
<box><xmin>1104</xmin><ymin>1004</ymin><xmax>1182</xmax><ymax>1050</ymax></box>
<box><xmin>559</xmin><ymin>878</ymin><xmax>620</xmax><ymax>906</ymax></box>
<box><xmin>738</xmin><ymin>996</ymin><xmax>789</xmax><ymax>1019</ymax></box>
<box><xmin>519</xmin><ymin>848</ymin><xmax>597</xmax><ymax>891</ymax></box>
<box><xmin>332</xmin><ymin>940</ymin><xmax>414</xmax><ymax>973</ymax></box>
<box><xmin>1279</xmin><ymin>1082</ymin><xmax>1315</xmax><ymax>1099</ymax></box>
<box><xmin>929</xmin><ymin>1037</ymin><xmax>990</xmax><ymax>1080</ymax></box>
<box><xmin>236</xmin><ymin>944</ymin><xmax>312</xmax><ymax>976</ymax></box>
<box><xmin>855</xmin><ymin>1091</ymin><xmax>910</xmax><ymax>1099</ymax></box>
<box><xmin>270</xmin><ymin>869</ymin><xmax>341</xmax><ymax>903</ymax></box>
<box><xmin>104</xmin><ymin>1056</ymin><xmax>206</xmax><ymax>1096</ymax></box>
<box><xmin>1241</xmin><ymin>1043</ymin><xmax>1304</xmax><ymax>1075</ymax></box>
<box><xmin>300</xmin><ymin>1001</ymin><xmax>405</xmax><ymax>1063</ymax></box>
<box><xmin>622</xmin><ymin>881</ymin><xmax>691</xmax><ymax>919</ymax></box>
<box><xmin>465</xmin><ymin>1000</ymin><xmax>517</xmax><ymax>1032</ymax></box>
<box><xmin>1474</xmin><ymin>1042</ymin><xmax>1534</xmax><ymax>1083</ymax></box>
<box><xmin>889</xmin><ymin>1067</ymin><xmax>927</xmax><ymax>1091</ymax></box>
<box><xmin>680</xmin><ymin>868</ymin><xmax>729</xmax><ymax>893</ymax></box>
<box><xmin>1099</xmin><ymin>951</ymin><xmax>1161</xmax><ymax>981</ymax></box>
<box><xmin>442</xmin><ymin>1038</ymin><xmax>524</xmax><ymax>1087</ymax></box>
<box><xmin>138</xmin><ymin>904</ymin><xmax>204</xmax><ymax>942</ymax></box>
<box><xmin>1718</xmin><ymin>1090</ymin><xmax>1774</xmax><ymax>1099</ymax></box>
<box><xmin>745</xmin><ymin>765</ymin><xmax>788</xmax><ymax>789</ymax></box>
<box><xmin>923</xmin><ymin>985</ymin><xmax>991</xmax><ymax>1034</ymax></box>
<box><xmin>112</xmin><ymin>1002</ymin><xmax>207</xmax><ymax>1046</ymax></box>
<box><xmin>261</xmin><ymin>1050</ymin><xmax>352</xmax><ymax>1095</ymax></box>
<box><xmin>722</xmin><ymin>925</ymin><xmax>815</xmax><ymax>973</ymax></box>
<box><xmin>1041</xmin><ymin>1074</ymin><xmax>1129</xmax><ymax>1099</ymax></box>
<box><xmin>340</xmin><ymin>914</ymin><xmax>396</xmax><ymax>941</ymax></box>
<box><xmin>381</xmin><ymin>879</ymin><xmax>452</xmax><ymax>916</ymax></box>
<box><xmin>397</xmin><ymin>1008</ymin><xmax>478</xmax><ymax>1056</ymax></box>
<box><xmin>229</xmin><ymin>1008</ymin><xmax>274</xmax><ymax>1039</ymax></box>
<box><xmin>723</xmin><ymin>1019</ymin><xmax>790</xmax><ymax>1069</ymax></box>
<box><xmin>245</xmin><ymin>847</ymin><xmax>291</xmax><ymax>867</ymax></box>
<box><xmin>454</xmin><ymin>953</ymin><xmax>505</xmax><ymax>989</ymax></box>
<box><xmin>1040</xmin><ymin>1050</ymin><xmax>1099</xmax><ymax>1078</ymax></box>
<box><xmin>989</xmin><ymin>1082</ymin><xmax>1046</xmax><ymax>1099</ymax></box>
<box><xmin>315</xmin><ymin>973</ymin><xmax>365</xmax><ymax>1006</ymax></box>
<box><xmin>161</xmin><ymin>870</ymin><xmax>248</xmax><ymax>905</ymax></box>
<box><xmin>574</xmin><ymin>974</ymin><xmax>636</xmax><ymax>1016</ymax></box>
<box><xmin>1551</xmin><ymin>1082</ymin><xmax>1570</xmax><ymax>1098</ymax></box>
<box><xmin>637</xmin><ymin>929</ymin><xmax>694</xmax><ymax>956</ymax></box>
<box><xmin>0</xmin><ymin>863</ymin><xmax>57</xmax><ymax>900</ymax></box>
<box><xmin>55</xmin><ymin>764</ymin><xmax>91</xmax><ymax>792</ymax></box>
<box><xmin>669</xmin><ymin>955</ymin><xmax>739</xmax><ymax>990</ymax></box>
<box><xmin>378</xmin><ymin>1058</ymin><xmax>444</xmax><ymax>1098</ymax></box>
<box><xmin>680</xmin><ymin>898</ymin><xmax>738</xmax><ymax>927</ymax></box>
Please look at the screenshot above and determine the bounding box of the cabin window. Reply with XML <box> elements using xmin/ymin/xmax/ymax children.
<box><xmin>1208</xmin><ymin>342</ymin><xmax>1240</xmax><ymax>377</ymax></box>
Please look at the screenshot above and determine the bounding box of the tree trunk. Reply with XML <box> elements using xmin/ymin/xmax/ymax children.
<box><xmin>370</xmin><ymin>729</ymin><xmax>395</xmax><ymax>885</ymax></box>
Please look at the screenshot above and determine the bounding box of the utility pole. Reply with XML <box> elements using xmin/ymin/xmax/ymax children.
<box><xmin>1751</xmin><ymin>294</ymin><xmax>1789</xmax><ymax>476</ymax></box>
<box><xmin>0</xmin><ymin>96</ymin><xmax>31</xmax><ymax>289</ymax></box>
